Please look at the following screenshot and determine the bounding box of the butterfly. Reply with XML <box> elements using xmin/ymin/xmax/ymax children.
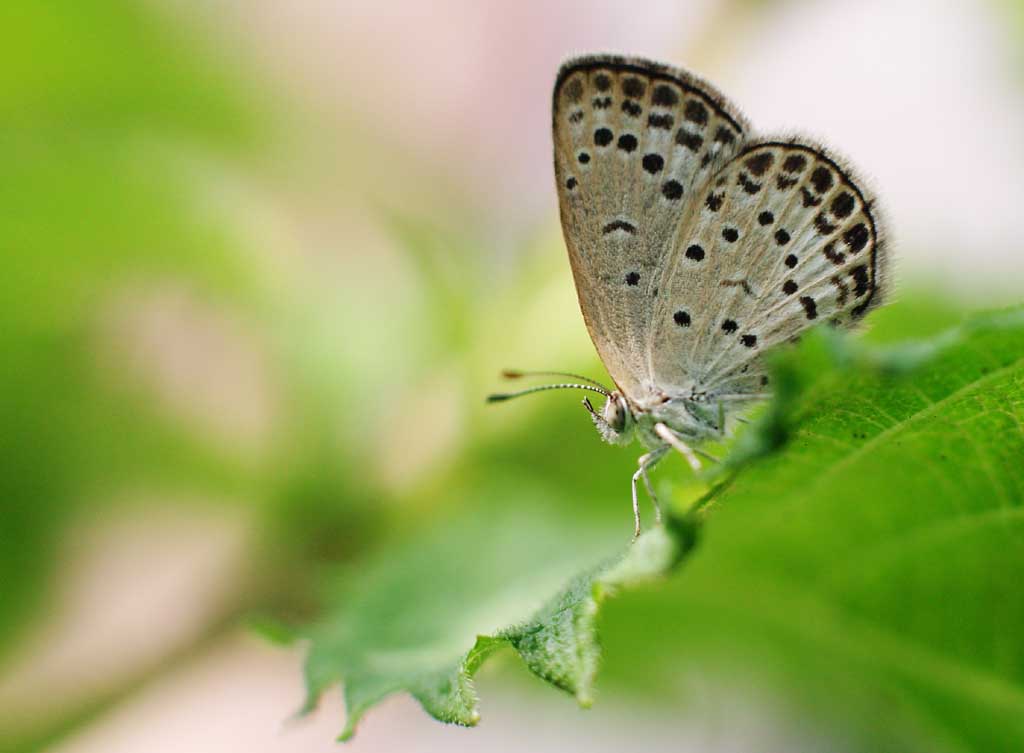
<box><xmin>489</xmin><ymin>54</ymin><xmax>888</xmax><ymax>536</ymax></box>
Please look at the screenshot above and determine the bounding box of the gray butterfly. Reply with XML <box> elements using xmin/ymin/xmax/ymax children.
<box><xmin>490</xmin><ymin>54</ymin><xmax>888</xmax><ymax>536</ymax></box>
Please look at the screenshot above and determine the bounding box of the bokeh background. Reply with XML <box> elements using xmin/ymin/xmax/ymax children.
<box><xmin>2</xmin><ymin>1</ymin><xmax>1023</xmax><ymax>751</ymax></box>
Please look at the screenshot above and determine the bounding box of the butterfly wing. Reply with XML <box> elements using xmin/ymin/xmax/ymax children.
<box><xmin>553</xmin><ymin>55</ymin><xmax>748</xmax><ymax>399</ymax></box>
<box><xmin>647</xmin><ymin>138</ymin><xmax>888</xmax><ymax>399</ymax></box>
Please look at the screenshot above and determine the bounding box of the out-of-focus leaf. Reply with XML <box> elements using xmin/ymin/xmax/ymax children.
<box><xmin>301</xmin><ymin>502</ymin><xmax>694</xmax><ymax>741</ymax></box>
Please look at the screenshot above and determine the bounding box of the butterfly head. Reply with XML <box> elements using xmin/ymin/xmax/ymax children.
<box><xmin>589</xmin><ymin>390</ymin><xmax>634</xmax><ymax>445</ymax></box>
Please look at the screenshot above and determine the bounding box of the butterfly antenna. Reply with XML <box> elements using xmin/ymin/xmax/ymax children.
<box><xmin>486</xmin><ymin>382</ymin><xmax>609</xmax><ymax>403</ymax></box>
<box><xmin>501</xmin><ymin>369</ymin><xmax>611</xmax><ymax>393</ymax></box>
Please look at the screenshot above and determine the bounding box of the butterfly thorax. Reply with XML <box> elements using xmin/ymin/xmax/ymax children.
<box><xmin>594</xmin><ymin>389</ymin><xmax>725</xmax><ymax>449</ymax></box>
<box><xmin>639</xmin><ymin>395</ymin><xmax>723</xmax><ymax>447</ymax></box>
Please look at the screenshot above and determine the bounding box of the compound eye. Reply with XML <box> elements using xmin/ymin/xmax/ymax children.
<box><xmin>605</xmin><ymin>398</ymin><xmax>626</xmax><ymax>432</ymax></box>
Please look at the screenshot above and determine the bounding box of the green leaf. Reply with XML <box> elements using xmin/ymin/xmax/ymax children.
<box><xmin>301</xmin><ymin>507</ymin><xmax>696</xmax><ymax>740</ymax></box>
<box><xmin>299</xmin><ymin>306</ymin><xmax>1024</xmax><ymax>748</ymax></box>
<box><xmin>602</xmin><ymin>306</ymin><xmax>1024</xmax><ymax>752</ymax></box>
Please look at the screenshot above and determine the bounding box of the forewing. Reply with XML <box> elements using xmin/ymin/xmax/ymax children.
<box><xmin>648</xmin><ymin>138</ymin><xmax>888</xmax><ymax>398</ymax></box>
<box><xmin>553</xmin><ymin>55</ymin><xmax>748</xmax><ymax>398</ymax></box>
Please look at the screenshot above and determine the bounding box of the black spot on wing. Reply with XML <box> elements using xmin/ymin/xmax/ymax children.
<box><xmin>800</xmin><ymin>296</ymin><xmax>818</xmax><ymax>320</ymax></box>
<box><xmin>622</xmin><ymin>76</ymin><xmax>646</xmax><ymax>98</ymax></box>
<box><xmin>810</xmin><ymin>166</ymin><xmax>834</xmax><ymax>193</ymax></box>
<box><xmin>823</xmin><ymin>241</ymin><xmax>846</xmax><ymax>265</ymax></box>
<box><xmin>737</xmin><ymin>173</ymin><xmax>762</xmax><ymax>194</ymax></box>
<box><xmin>602</xmin><ymin>220</ymin><xmax>637</xmax><ymax>235</ymax></box>
<box><xmin>662</xmin><ymin>180</ymin><xmax>683</xmax><ymax>200</ymax></box>
<box><xmin>714</xmin><ymin>126</ymin><xmax>735</xmax><ymax>144</ymax></box>
<box><xmin>673</xmin><ymin>310</ymin><xmax>691</xmax><ymax>327</ymax></box>
<box><xmin>617</xmin><ymin>134</ymin><xmax>638</xmax><ymax>152</ymax></box>
<box><xmin>642</xmin><ymin>154</ymin><xmax>664</xmax><ymax>174</ymax></box>
<box><xmin>844</xmin><ymin>223</ymin><xmax>870</xmax><ymax>252</ymax></box>
<box><xmin>782</xmin><ymin>154</ymin><xmax>807</xmax><ymax>173</ymax></box>
<box><xmin>850</xmin><ymin>264</ymin><xmax>870</xmax><ymax>296</ymax></box>
<box><xmin>744</xmin><ymin>152</ymin><xmax>774</xmax><ymax>177</ymax></box>
<box><xmin>800</xmin><ymin>187</ymin><xmax>822</xmax><ymax>207</ymax></box>
<box><xmin>648</xmin><ymin>113</ymin><xmax>674</xmax><ymax>130</ymax></box>
<box><xmin>831</xmin><ymin>191</ymin><xmax>855</xmax><ymax>218</ymax></box>
<box><xmin>652</xmin><ymin>84</ymin><xmax>679</xmax><ymax>107</ymax></box>
<box><xmin>814</xmin><ymin>213</ymin><xmax>838</xmax><ymax>235</ymax></box>
<box><xmin>684</xmin><ymin>100</ymin><xmax>708</xmax><ymax>126</ymax></box>
<box><xmin>676</xmin><ymin>129</ymin><xmax>703</xmax><ymax>152</ymax></box>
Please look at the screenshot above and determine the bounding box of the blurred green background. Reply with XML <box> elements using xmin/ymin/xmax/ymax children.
<box><xmin>2</xmin><ymin>1</ymin><xmax>1023</xmax><ymax>752</ymax></box>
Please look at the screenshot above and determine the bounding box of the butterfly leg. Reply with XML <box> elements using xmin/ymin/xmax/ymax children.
<box><xmin>631</xmin><ymin>446</ymin><xmax>669</xmax><ymax>538</ymax></box>
<box><xmin>654</xmin><ymin>422</ymin><xmax>703</xmax><ymax>472</ymax></box>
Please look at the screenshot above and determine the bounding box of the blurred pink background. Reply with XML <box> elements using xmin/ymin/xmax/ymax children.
<box><xmin>4</xmin><ymin>1</ymin><xmax>1023</xmax><ymax>751</ymax></box>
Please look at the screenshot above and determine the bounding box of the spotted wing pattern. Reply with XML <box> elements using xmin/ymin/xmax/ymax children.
<box><xmin>647</xmin><ymin>139</ymin><xmax>887</xmax><ymax>399</ymax></box>
<box><xmin>553</xmin><ymin>55</ymin><xmax>748</xmax><ymax>398</ymax></box>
